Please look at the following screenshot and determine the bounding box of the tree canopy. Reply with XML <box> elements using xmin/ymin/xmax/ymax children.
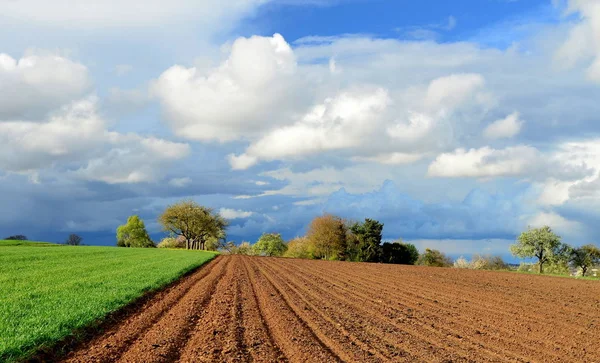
<box><xmin>417</xmin><ymin>248</ymin><xmax>452</xmax><ymax>267</ymax></box>
<box><xmin>158</xmin><ymin>200</ymin><xmax>227</xmax><ymax>250</ymax></box>
<box><xmin>570</xmin><ymin>244</ymin><xmax>600</xmax><ymax>276</ymax></box>
<box><xmin>381</xmin><ymin>241</ymin><xmax>419</xmax><ymax>265</ymax></box>
<box><xmin>65</xmin><ymin>234</ymin><xmax>83</xmax><ymax>246</ymax></box>
<box><xmin>5</xmin><ymin>235</ymin><xmax>27</xmax><ymax>241</ymax></box>
<box><xmin>116</xmin><ymin>215</ymin><xmax>154</xmax><ymax>248</ymax></box>
<box><xmin>306</xmin><ymin>214</ymin><xmax>347</xmax><ymax>260</ymax></box>
<box><xmin>253</xmin><ymin>233</ymin><xmax>287</xmax><ymax>257</ymax></box>
<box><xmin>511</xmin><ymin>226</ymin><xmax>565</xmax><ymax>274</ymax></box>
<box><xmin>349</xmin><ymin>219</ymin><xmax>383</xmax><ymax>262</ymax></box>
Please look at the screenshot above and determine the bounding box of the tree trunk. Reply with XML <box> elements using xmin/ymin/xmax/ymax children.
<box><xmin>582</xmin><ymin>266</ymin><xmax>587</xmax><ymax>277</ymax></box>
<box><xmin>539</xmin><ymin>262</ymin><xmax>544</xmax><ymax>274</ymax></box>
<box><xmin>186</xmin><ymin>239</ymin><xmax>190</xmax><ymax>250</ymax></box>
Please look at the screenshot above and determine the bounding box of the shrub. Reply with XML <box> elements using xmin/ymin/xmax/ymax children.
<box><xmin>454</xmin><ymin>255</ymin><xmax>508</xmax><ymax>270</ymax></box>
<box><xmin>157</xmin><ymin>237</ymin><xmax>186</xmax><ymax>249</ymax></box>
<box><xmin>418</xmin><ymin>248</ymin><xmax>452</xmax><ymax>267</ymax></box>
<box><xmin>284</xmin><ymin>237</ymin><xmax>312</xmax><ymax>259</ymax></box>
<box><xmin>381</xmin><ymin>241</ymin><xmax>419</xmax><ymax>265</ymax></box>
<box><xmin>517</xmin><ymin>262</ymin><xmax>535</xmax><ymax>272</ymax></box>
<box><xmin>454</xmin><ymin>256</ymin><xmax>472</xmax><ymax>269</ymax></box>
<box><xmin>229</xmin><ymin>241</ymin><xmax>254</xmax><ymax>255</ymax></box>
<box><xmin>253</xmin><ymin>233</ymin><xmax>287</xmax><ymax>257</ymax></box>
<box><xmin>5</xmin><ymin>235</ymin><xmax>27</xmax><ymax>241</ymax></box>
<box><xmin>65</xmin><ymin>234</ymin><xmax>83</xmax><ymax>246</ymax></box>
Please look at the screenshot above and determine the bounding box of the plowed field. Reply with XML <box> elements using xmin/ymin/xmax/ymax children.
<box><xmin>60</xmin><ymin>256</ymin><xmax>600</xmax><ymax>362</ymax></box>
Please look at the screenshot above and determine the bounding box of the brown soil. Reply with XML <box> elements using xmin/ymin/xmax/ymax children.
<box><xmin>60</xmin><ymin>256</ymin><xmax>600</xmax><ymax>363</ymax></box>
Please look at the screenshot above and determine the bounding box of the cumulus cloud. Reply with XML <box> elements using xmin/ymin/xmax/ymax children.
<box><xmin>483</xmin><ymin>112</ymin><xmax>523</xmax><ymax>139</ymax></box>
<box><xmin>0</xmin><ymin>97</ymin><xmax>189</xmax><ymax>183</ymax></box>
<box><xmin>75</xmin><ymin>133</ymin><xmax>190</xmax><ymax>184</ymax></box>
<box><xmin>0</xmin><ymin>52</ymin><xmax>91</xmax><ymax>119</ymax></box>
<box><xmin>219</xmin><ymin>208</ymin><xmax>254</xmax><ymax>219</ymax></box>
<box><xmin>169</xmin><ymin>177</ymin><xmax>192</xmax><ymax>188</ymax></box>
<box><xmin>427</xmin><ymin>146</ymin><xmax>538</xmax><ymax>178</ymax></box>
<box><xmin>153</xmin><ymin>33</ymin><xmax>299</xmax><ymax>142</ymax></box>
<box><xmin>0</xmin><ymin>0</ymin><xmax>267</xmax><ymax>28</ymax></box>
<box><xmin>555</xmin><ymin>0</ymin><xmax>600</xmax><ymax>82</ymax></box>
<box><xmin>229</xmin><ymin>87</ymin><xmax>391</xmax><ymax>169</ymax></box>
<box><xmin>0</xmin><ymin>98</ymin><xmax>105</xmax><ymax>172</ymax></box>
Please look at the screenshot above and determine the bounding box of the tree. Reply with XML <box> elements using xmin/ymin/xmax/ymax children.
<box><xmin>65</xmin><ymin>234</ymin><xmax>83</xmax><ymax>246</ymax></box>
<box><xmin>570</xmin><ymin>244</ymin><xmax>600</xmax><ymax>276</ymax></box>
<box><xmin>253</xmin><ymin>233</ymin><xmax>287</xmax><ymax>257</ymax></box>
<box><xmin>349</xmin><ymin>219</ymin><xmax>383</xmax><ymax>262</ymax></box>
<box><xmin>5</xmin><ymin>235</ymin><xmax>27</xmax><ymax>241</ymax></box>
<box><xmin>158</xmin><ymin>200</ymin><xmax>227</xmax><ymax>250</ymax></box>
<box><xmin>306</xmin><ymin>214</ymin><xmax>347</xmax><ymax>260</ymax></box>
<box><xmin>381</xmin><ymin>240</ymin><xmax>419</xmax><ymax>265</ymax></box>
<box><xmin>510</xmin><ymin>226</ymin><xmax>565</xmax><ymax>274</ymax></box>
<box><xmin>116</xmin><ymin>215</ymin><xmax>155</xmax><ymax>248</ymax></box>
<box><xmin>284</xmin><ymin>237</ymin><xmax>312</xmax><ymax>259</ymax></box>
<box><xmin>417</xmin><ymin>248</ymin><xmax>452</xmax><ymax>267</ymax></box>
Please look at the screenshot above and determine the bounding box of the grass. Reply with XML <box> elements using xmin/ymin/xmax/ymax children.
<box><xmin>0</xmin><ymin>240</ymin><xmax>59</xmax><ymax>247</ymax></box>
<box><xmin>0</xmin><ymin>244</ymin><xmax>217</xmax><ymax>361</ymax></box>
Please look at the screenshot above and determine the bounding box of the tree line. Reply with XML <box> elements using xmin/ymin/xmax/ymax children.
<box><xmin>112</xmin><ymin>200</ymin><xmax>599</xmax><ymax>276</ymax></box>
<box><xmin>510</xmin><ymin>226</ymin><xmax>600</xmax><ymax>277</ymax></box>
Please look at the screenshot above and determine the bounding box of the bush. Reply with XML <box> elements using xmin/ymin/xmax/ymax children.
<box><xmin>453</xmin><ymin>256</ymin><xmax>471</xmax><ymax>269</ymax></box>
<box><xmin>517</xmin><ymin>262</ymin><xmax>535</xmax><ymax>272</ymax></box>
<box><xmin>65</xmin><ymin>234</ymin><xmax>83</xmax><ymax>246</ymax></box>
<box><xmin>229</xmin><ymin>241</ymin><xmax>254</xmax><ymax>255</ymax></box>
<box><xmin>157</xmin><ymin>237</ymin><xmax>186</xmax><ymax>249</ymax></box>
<box><xmin>253</xmin><ymin>233</ymin><xmax>287</xmax><ymax>257</ymax></box>
<box><xmin>5</xmin><ymin>235</ymin><xmax>27</xmax><ymax>241</ymax></box>
<box><xmin>453</xmin><ymin>255</ymin><xmax>508</xmax><ymax>270</ymax></box>
<box><xmin>418</xmin><ymin>248</ymin><xmax>452</xmax><ymax>267</ymax></box>
<box><xmin>381</xmin><ymin>241</ymin><xmax>419</xmax><ymax>265</ymax></box>
<box><xmin>284</xmin><ymin>237</ymin><xmax>312</xmax><ymax>259</ymax></box>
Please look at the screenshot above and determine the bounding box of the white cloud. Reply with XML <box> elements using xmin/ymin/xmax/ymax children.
<box><xmin>555</xmin><ymin>0</ymin><xmax>600</xmax><ymax>82</ymax></box>
<box><xmin>528</xmin><ymin>211</ymin><xmax>584</xmax><ymax>235</ymax></box>
<box><xmin>352</xmin><ymin>152</ymin><xmax>425</xmax><ymax>165</ymax></box>
<box><xmin>219</xmin><ymin>208</ymin><xmax>254</xmax><ymax>219</ymax></box>
<box><xmin>483</xmin><ymin>112</ymin><xmax>523</xmax><ymax>139</ymax></box>
<box><xmin>153</xmin><ymin>33</ymin><xmax>299</xmax><ymax>142</ymax></box>
<box><xmin>0</xmin><ymin>97</ymin><xmax>189</xmax><ymax>183</ymax></box>
<box><xmin>229</xmin><ymin>87</ymin><xmax>390</xmax><ymax>168</ymax></box>
<box><xmin>0</xmin><ymin>0</ymin><xmax>268</xmax><ymax>28</ymax></box>
<box><xmin>0</xmin><ymin>52</ymin><xmax>91</xmax><ymax>119</ymax></box>
<box><xmin>75</xmin><ymin>134</ymin><xmax>190</xmax><ymax>184</ymax></box>
<box><xmin>169</xmin><ymin>177</ymin><xmax>192</xmax><ymax>187</ymax></box>
<box><xmin>425</xmin><ymin>73</ymin><xmax>486</xmax><ymax>110</ymax></box>
<box><xmin>0</xmin><ymin>98</ymin><xmax>105</xmax><ymax>171</ymax></box>
<box><xmin>427</xmin><ymin>146</ymin><xmax>540</xmax><ymax>178</ymax></box>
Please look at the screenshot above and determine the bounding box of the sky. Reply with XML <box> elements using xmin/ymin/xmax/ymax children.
<box><xmin>1</xmin><ymin>0</ymin><xmax>599</xmax><ymax>259</ymax></box>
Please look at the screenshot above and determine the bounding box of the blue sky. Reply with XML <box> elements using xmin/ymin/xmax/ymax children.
<box><xmin>0</xmin><ymin>0</ymin><xmax>599</xmax><ymax>260</ymax></box>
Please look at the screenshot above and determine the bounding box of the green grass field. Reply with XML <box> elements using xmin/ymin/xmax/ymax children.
<box><xmin>0</xmin><ymin>243</ymin><xmax>217</xmax><ymax>361</ymax></box>
<box><xmin>0</xmin><ymin>240</ymin><xmax>59</xmax><ymax>247</ymax></box>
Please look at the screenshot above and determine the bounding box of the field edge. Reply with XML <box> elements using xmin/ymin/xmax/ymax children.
<box><xmin>18</xmin><ymin>254</ymin><xmax>219</xmax><ymax>363</ymax></box>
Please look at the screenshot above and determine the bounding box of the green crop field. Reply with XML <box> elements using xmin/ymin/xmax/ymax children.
<box><xmin>0</xmin><ymin>240</ymin><xmax>59</xmax><ymax>247</ymax></box>
<box><xmin>0</xmin><ymin>243</ymin><xmax>217</xmax><ymax>361</ymax></box>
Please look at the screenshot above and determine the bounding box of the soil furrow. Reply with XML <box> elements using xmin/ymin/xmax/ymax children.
<box><xmin>61</xmin><ymin>256</ymin><xmax>226</xmax><ymax>363</ymax></box>
<box><xmin>56</xmin><ymin>255</ymin><xmax>600</xmax><ymax>363</ymax></box>
<box><xmin>244</xmin><ymin>257</ymin><xmax>341</xmax><ymax>362</ymax></box>
<box><xmin>264</xmin><ymin>258</ymin><xmax>486</xmax><ymax>362</ymax></box>
<box><xmin>239</xmin><ymin>257</ymin><xmax>288</xmax><ymax>362</ymax></box>
<box><xmin>278</xmin><ymin>259</ymin><xmax>538</xmax><ymax>362</ymax></box>
<box><xmin>291</xmin><ymin>259</ymin><xmax>574</xmax><ymax>362</ymax></box>
<box><xmin>255</xmin><ymin>258</ymin><xmax>392</xmax><ymax>362</ymax></box>
<box><xmin>115</xmin><ymin>256</ymin><xmax>231</xmax><ymax>362</ymax></box>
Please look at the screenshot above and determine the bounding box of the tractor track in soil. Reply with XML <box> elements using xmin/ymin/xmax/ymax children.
<box><xmin>59</xmin><ymin>255</ymin><xmax>600</xmax><ymax>363</ymax></box>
